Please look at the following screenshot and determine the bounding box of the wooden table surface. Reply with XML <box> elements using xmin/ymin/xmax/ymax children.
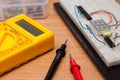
<box><xmin>116</xmin><ymin>0</ymin><xmax>120</xmax><ymax>3</ymax></box>
<box><xmin>0</xmin><ymin>0</ymin><xmax>112</xmax><ymax>80</ymax></box>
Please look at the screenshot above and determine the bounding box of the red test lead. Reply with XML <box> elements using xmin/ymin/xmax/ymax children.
<box><xmin>69</xmin><ymin>54</ymin><xmax>83</xmax><ymax>80</ymax></box>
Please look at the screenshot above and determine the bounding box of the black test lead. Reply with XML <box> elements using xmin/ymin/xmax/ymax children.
<box><xmin>45</xmin><ymin>40</ymin><xmax>68</xmax><ymax>80</ymax></box>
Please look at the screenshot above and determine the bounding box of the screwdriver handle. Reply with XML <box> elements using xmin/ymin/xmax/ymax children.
<box><xmin>70</xmin><ymin>59</ymin><xmax>83</xmax><ymax>80</ymax></box>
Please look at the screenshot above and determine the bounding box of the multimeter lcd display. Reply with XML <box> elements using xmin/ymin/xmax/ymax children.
<box><xmin>16</xmin><ymin>20</ymin><xmax>43</xmax><ymax>36</ymax></box>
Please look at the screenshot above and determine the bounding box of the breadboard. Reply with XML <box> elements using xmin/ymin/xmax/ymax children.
<box><xmin>60</xmin><ymin>0</ymin><xmax>120</xmax><ymax>67</ymax></box>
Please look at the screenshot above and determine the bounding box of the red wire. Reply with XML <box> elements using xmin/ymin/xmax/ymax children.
<box><xmin>90</xmin><ymin>10</ymin><xmax>113</xmax><ymax>25</ymax></box>
<box><xmin>115</xmin><ymin>23</ymin><xmax>120</xmax><ymax>29</ymax></box>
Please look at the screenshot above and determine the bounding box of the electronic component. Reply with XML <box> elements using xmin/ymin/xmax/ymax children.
<box><xmin>90</xmin><ymin>19</ymin><xmax>115</xmax><ymax>48</ymax></box>
<box><xmin>0</xmin><ymin>14</ymin><xmax>54</xmax><ymax>76</ymax></box>
<box><xmin>90</xmin><ymin>19</ymin><xmax>112</xmax><ymax>38</ymax></box>
<box><xmin>77</xmin><ymin>6</ymin><xmax>92</xmax><ymax>20</ymax></box>
<box><xmin>104</xmin><ymin>37</ymin><xmax>116</xmax><ymax>48</ymax></box>
<box><xmin>45</xmin><ymin>40</ymin><xmax>67</xmax><ymax>80</ymax></box>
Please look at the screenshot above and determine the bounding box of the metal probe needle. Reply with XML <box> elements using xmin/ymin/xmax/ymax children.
<box><xmin>69</xmin><ymin>54</ymin><xmax>83</xmax><ymax>80</ymax></box>
<box><xmin>45</xmin><ymin>40</ymin><xmax>67</xmax><ymax>80</ymax></box>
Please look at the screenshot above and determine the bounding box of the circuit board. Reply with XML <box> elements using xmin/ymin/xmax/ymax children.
<box><xmin>60</xmin><ymin>0</ymin><xmax>120</xmax><ymax>67</ymax></box>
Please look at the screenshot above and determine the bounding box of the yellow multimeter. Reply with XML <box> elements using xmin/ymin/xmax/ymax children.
<box><xmin>0</xmin><ymin>14</ymin><xmax>54</xmax><ymax>75</ymax></box>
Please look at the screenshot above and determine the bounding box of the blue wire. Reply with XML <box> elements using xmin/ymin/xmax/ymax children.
<box><xmin>86</xmin><ymin>24</ymin><xmax>105</xmax><ymax>45</ymax></box>
<box><xmin>74</xmin><ymin>5</ymin><xmax>105</xmax><ymax>45</ymax></box>
<box><xmin>74</xmin><ymin>5</ymin><xmax>88</xmax><ymax>30</ymax></box>
<box><xmin>117</xmin><ymin>43</ymin><xmax>120</xmax><ymax>47</ymax></box>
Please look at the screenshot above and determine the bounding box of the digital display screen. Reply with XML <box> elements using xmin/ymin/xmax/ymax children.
<box><xmin>16</xmin><ymin>20</ymin><xmax>43</xmax><ymax>36</ymax></box>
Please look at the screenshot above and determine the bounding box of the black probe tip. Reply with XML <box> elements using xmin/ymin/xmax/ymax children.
<box><xmin>64</xmin><ymin>39</ymin><xmax>68</xmax><ymax>44</ymax></box>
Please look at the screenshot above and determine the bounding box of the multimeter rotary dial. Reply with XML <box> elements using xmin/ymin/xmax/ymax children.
<box><xmin>0</xmin><ymin>31</ymin><xmax>15</xmax><ymax>52</ymax></box>
<box><xmin>0</xmin><ymin>24</ymin><xmax>16</xmax><ymax>53</ymax></box>
<box><xmin>0</xmin><ymin>23</ymin><xmax>31</xmax><ymax>54</ymax></box>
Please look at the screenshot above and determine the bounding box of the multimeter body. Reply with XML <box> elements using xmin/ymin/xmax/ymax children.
<box><xmin>0</xmin><ymin>14</ymin><xmax>54</xmax><ymax>75</ymax></box>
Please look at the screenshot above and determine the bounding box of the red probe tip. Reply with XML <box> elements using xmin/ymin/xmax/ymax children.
<box><xmin>69</xmin><ymin>54</ymin><xmax>83</xmax><ymax>80</ymax></box>
<box><xmin>69</xmin><ymin>54</ymin><xmax>72</xmax><ymax>60</ymax></box>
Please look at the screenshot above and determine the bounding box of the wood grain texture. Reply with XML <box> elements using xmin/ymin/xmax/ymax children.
<box><xmin>0</xmin><ymin>0</ymin><xmax>104</xmax><ymax>80</ymax></box>
<box><xmin>116</xmin><ymin>0</ymin><xmax>120</xmax><ymax>3</ymax></box>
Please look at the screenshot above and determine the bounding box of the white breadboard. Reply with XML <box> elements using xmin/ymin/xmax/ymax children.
<box><xmin>60</xmin><ymin>0</ymin><xmax>120</xmax><ymax>67</ymax></box>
